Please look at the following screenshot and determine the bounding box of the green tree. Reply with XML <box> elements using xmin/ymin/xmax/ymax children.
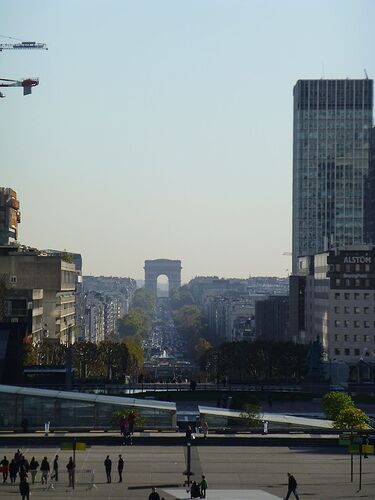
<box><xmin>170</xmin><ymin>286</ymin><xmax>195</xmax><ymax>310</ymax></box>
<box><xmin>122</xmin><ymin>336</ymin><xmax>144</xmax><ymax>376</ymax></box>
<box><xmin>97</xmin><ymin>340</ymin><xmax>129</xmax><ymax>380</ymax></box>
<box><xmin>132</xmin><ymin>288</ymin><xmax>156</xmax><ymax>316</ymax></box>
<box><xmin>333</xmin><ymin>406</ymin><xmax>369</xmax><ymax>430</ymax></box>
<box><xmin>240</xmin><ymin>402</ymin><xmax>262</xmax><ymax>428</ymax></box>
<box><xmin>321</xmin><ymin>392</ymin><xmax>354</xmax><ymax>420</ymax></box>
<box><xmin>118</xmin><ymin>309</ymin><xmax>150</xmax><ymax>339</ymax></box>
<box><xmin>72</xmin><ymin>342</ymin><xmax>98</xmax><ymax>378</ymax></box>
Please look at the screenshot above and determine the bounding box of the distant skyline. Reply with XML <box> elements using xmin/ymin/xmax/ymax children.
<box><xmin>1</xmin><ymin>0</ymin><xmax>375</xmax><ymax>282</ymax></box>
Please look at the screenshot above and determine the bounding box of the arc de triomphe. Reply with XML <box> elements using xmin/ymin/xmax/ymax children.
<box><xmin>144</xmin><ymin>259</ymin><xmax>182</xmax><ymax>296</ymax></box>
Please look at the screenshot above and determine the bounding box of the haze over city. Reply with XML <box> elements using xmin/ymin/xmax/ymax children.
<box><xmin>1</xmin><ymin>0</ymin><xmax>375</xmax><ymax>281</ymax></box>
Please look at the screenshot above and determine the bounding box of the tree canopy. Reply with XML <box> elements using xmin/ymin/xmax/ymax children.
<box><xmin>132</xmin><ymin>288</ymin><xmax>156</xmax><ymax>317</ymax></box>
<box><xmin>333</xmin><ymin>406</ymin><xmax>369</xmax><ymax>430</ymax></box>
<box><xmin>118</xmin><ymin>309</ymin><xmax>150</xmax><ymax>340</ymax></box>
<box><xmin>321</xmin><ymin>392</ymin><xmax>354</xmax><ymax>421</ymax></box>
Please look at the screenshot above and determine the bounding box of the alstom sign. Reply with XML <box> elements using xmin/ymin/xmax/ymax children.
<box><xmin>343</xmin><ymin>256</ymin><xmax>372</xmax><ymax>264</ymax></box>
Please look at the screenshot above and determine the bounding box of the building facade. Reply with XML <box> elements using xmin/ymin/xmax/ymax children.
<box><xmin>255</xmin><ymin>295</ymin><xmax>289</xmax><ymax>342</ymax></box>
<box><xmin>292</xmin><ymin>79</ymin><xmax>373</xmax><ymax>272</ymax></box>
<box><xmin>0</xmin><ymin>188</ymin><xmax>21</xmax><ymax>245</ymax></box>
<box><xmin>0</xmin><ymin>246</ymin><xmax>77</xmax><ymax>343</ymax></box>
<box><xmin>295</xmin><ymin>247</ymin><xmax>375</xmax><ymax>382</ymax></box>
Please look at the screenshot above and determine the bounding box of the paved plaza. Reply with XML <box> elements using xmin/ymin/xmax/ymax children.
<box><xmin>0</xmin><ymin>444</ymin><xmax>373</xmax><ymax>499</ymax></box>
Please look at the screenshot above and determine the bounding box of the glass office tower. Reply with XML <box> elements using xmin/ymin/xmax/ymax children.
<box><xmin>292</xmin><ymin>79</ymin><xmax>373</xmax><ymax>273</ymax></box>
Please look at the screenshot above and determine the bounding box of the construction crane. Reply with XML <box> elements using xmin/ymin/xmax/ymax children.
<box><xmin>0</xmin><ymin>77</ymin><xmax>39</xmax><ymax>96</ymax></box>
<box><xmin>0</xmin><ymin>38</ymin><xmax>48</xmax><ymax>52</ymax></box>
<box><xmin>0</xmin><ymin>36</ymin><xmax>47</xmax><ymax>98</ymax></box>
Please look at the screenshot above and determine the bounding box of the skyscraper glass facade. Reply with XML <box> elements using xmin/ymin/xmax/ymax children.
<box><xmin>292</xmin><ymin>79</ymin><xmax>373</xmax><ymax>273</ymax></box>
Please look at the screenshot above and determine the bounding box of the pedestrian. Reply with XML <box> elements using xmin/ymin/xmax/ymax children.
<box><xmin>66</xmin><ymin>457</ymin><xmax>75</xmax><ymax>487</ymax></box>
<box><xmin>15</xmin><ymin>449</ymin><xmax>21</xmax><ymax>467</ymax></box>
<box><xmin>9</xmin><ymin>458</ymin><xmax>17</xmax><ymax>484</ymax></box>
<box><xmin>51</xmin><ymin>455</ymin><xmax>59</xmax><ymax>481</ymax></box>
<box><xmin>19</xmin><ymin>455</ymin><xmax>29</xmax><ymax>473</ymax></box>
<box><xmin>200</xmin><ymin>475</ymin><xmax>208</xmax><ymax>498</ymax></box>
<box><xmin>284</xmin><ymin>472</ymin><xmax>300</xmax><ymax>500</ymax></box>
<box><xmin>185</xmin><ymin>425</ymin><xmax>193</xmax><ymax>443</ymax></box>
<box><xmin>148</xmin><ymin>486</ymin><xmax>160</xmax><ymax>500</ymax></box>
<box><xmin>104</xmin><ymin>455</ymin><xmax>112</xmax><ymax>483</ymax></box>
<box><xmin>120</xmin><ymin>414</ymin><xmax>126</xmax><ymax>436</ymax></box>
<box><xmin>263</xmin><ymin>420</ymin><xmax>269</xmax><ymax>435</ymax></box>
<box><xmin>0</xmin><ymin>456</ymin><xmax>9</xmax><ymax>483</ymax></box>
<box><xmin>127</xmin><ymin>409</ymin><xmax>136</xmax><ymax>435</ymax></box>
<box><xmin>19</xmin><ymin>478</ymin><xmax>30</xmax><ymax>500</ymax></box>
<box><xmin>201</xmin><ymin>419</ymin><xmax>208</xmax><ymax>439</ymax></box>
<box><xmin>40</xmin><ymin>456</ymin><xmax>50</xmax><ymax>485</ymax></box>
<box><xmin>117</xmin><ymin>454</ymin><xmax>124</xmax><ymax>483</ymax></box>
<box><xmin>29</xmin><ymin>457</ymin><xmax>38</xmax><ymax>485</ymax></box>
<box><xmin>44</xmin><ymin>420</ymin><xmax>50</xmax><ymax>435</ymax></box>
<box><xmin>364</xmin><ymin>435</ymin><xmax>370</xmax><ymax>459</ymax></box>
<box><xmin>21</xmin><ymin>418</ymin><xmax>29</xmax><ymax>433</ymax></box>
<box><xmin>190</xmin><ymin>480</ymin><xmax>200</xmax><ymax>498</ymax></box>
<box><xmin>19</xmin><ymin>464</ymin><xmax>28</xmax><ymax>482</ymax></box>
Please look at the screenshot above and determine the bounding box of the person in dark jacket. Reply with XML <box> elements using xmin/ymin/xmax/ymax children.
<box><xmin>51</xmin><ymin>455</ymin><xmax>59</xmax><ymax>481</ymax></box>
<box><xmin>66</xmin><ymin>457</ymin><xmax>75</xmax><ymax>487</ymax></box>
<box><xmin>40</xmin><ymin>457</ymin><xmax>50</xmax><ymax>485</ymax></box>
<box><xmin>29</xmin><ymin>457</ymin><xmax>38</xmax><ymax>484</ymax></box>
<box><xmin>190</xmin><ymin>481</ymin><xmax>200</xmax><ymax>498</ymax></box>
<box><xmin>148</xmin><ymin>486</ymin><xmax>160</xmax><ymax>500</ymax></box>
<box><xmin>19</xmin><ymin>478</ymin><xmax>30</xmax><ymax>500</ymax></box>
<box><xmin>9</xmin><ymin>459</ymin><xmax>17</xmax><ymax>484</ymax></box>
<box><xmin>104</xmin><ymin>455</ymin><xmax>112</xmax><ymax>483</ymax></box>
<box><xmin>284</xmin><ymin>472</ymin><xmax>300</xmax><ymax>500</ymax></box>
<box><xmin>117</xmin><ymin>454</ymin><xmax>124</xmax><ymax>482</ymax></box>
<box><xmin>0</xmin><ymin>456</ymin><xmax>9</xmax><ymax>483</ymax></box>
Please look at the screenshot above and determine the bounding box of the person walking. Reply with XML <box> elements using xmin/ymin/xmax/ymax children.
<box><xmin>117</xmin><ymin>454</ymin><xmax>124</xmax><ymax>483</ymax></box>
<box><xmin>9</xmin><ymin>458</ymin><xmax>17</xmax><ymax>484</ymax></box>
<box><xmin>19</xmin><ymin>464</ymin><xmax>28</xmax><ymax>482</ymax></box>
<box><xmin>40</xmin><ymin>456</ymin><xmax>50</xmax><ymax>485</ymax></box>
<box><xmin>120</xmin><ymin>414</ymin><xmax>126</xmax><ymax>437</ymax></box>
<box><xmin>127</xmin><ymin>409</ymin><xmax>136</xmax><ymax>439</ymax></box>
<box><xmin>201</xmin><ymin>419</ymin><xmax>208</xmax><ymax>439</ymax></box>
<box><xmin>284</xmin><ymin>472</ymin><xmax>300</xmax><ymax>500</ymax></box>
<box><xmin>185</xmin><ymin>425</ymin><xmax>193</xmax><ymax>443</ymax></box>
<box><xmin>104</xmin><ymin>455</ymin><xmax>112</xmax><ymax>483</ymax></box>
<box><xmin>0</xmin><ymin>456</ymin><xmax>9</xmax><ymax>483</ymax></box>
<box><xmin>51</xmin><ymin>455</ymin><xmax>59</xmax><ymax>481</ymax></box>
<box><xmin>148</xmin><ymin>486</ymin><xmax>160</xmax><ymax>500</ymax></box>
<box><xmin>66</xmin><ymin>457</ymin><xmax>75</xmax><ymax>487</ymax></box>
<box><xmin>19</xmin><ymin>478</ymin><xmax>30</xmax><ymax>500</ymax></box>
<box><xmin>200</xmin><ymin>475</ymin><xmax>208</xmax><ymax>498</ymax></box>
<box><xmin>190</xmin><ymin>481</ymin><xmax>200</xmax><ymax>498</ymax></box>
<box><xmin>29</xmin><ymin>457</ymin><xmax>38</xmax><ymax>485</ymax></box>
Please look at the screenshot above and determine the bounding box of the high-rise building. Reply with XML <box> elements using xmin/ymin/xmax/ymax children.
<box><xmin>292</xmin><ymin>79</ymin><xmax>373</xmax><ymax>273</ymax></box>
<box><xmin>0</xmin><ymin>188</ymin><xmax>21</xmax><ymax>245</ymax></box>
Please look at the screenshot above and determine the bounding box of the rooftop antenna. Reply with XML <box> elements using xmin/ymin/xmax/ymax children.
<box><xmin>364</xmin><ymin>69</ymin><xmax>368</xmax><ymax>79</ymax></box>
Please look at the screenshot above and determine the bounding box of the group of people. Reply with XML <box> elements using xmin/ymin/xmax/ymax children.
<box><xmin>189</xmin><ymin>475</ymin><xmax>208</xmax><ymax>498</ymax></box>
<box><xmin>0</xmin><ymin>450</ymin><xmax>76</xmax><ymax>499</ymax></box>
<box><xmin>104</xmin><ymin>454</ymin><xmax>124</xmax><ymax>483</ymax></box>
<box><xmin>119</xmin><ymin>411</ymin><xmax>136</xmax><ymax>444</ymax></box>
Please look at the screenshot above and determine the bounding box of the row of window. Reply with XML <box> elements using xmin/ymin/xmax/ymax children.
<box><xmin>334</xmin><ymin>348</ymin><xmax>372</xmax><ymax>356</ymax></box>
<box><xmin>334</xmin><ymin>292</ymin><xmax>374</xmax><ymax>300</ymax></box>
<box><xmin>334</xmin><ymin>320</ymin><xmax>374</xmax><ymax>328</ymax></box>
<box><xmin>334</xmin><ymin>278</ymin><xmax>372</xmax><ymax>288</ymax></box>
<box><xmin>334</xmin><ymin>334</ymin><xmax>374</xmax><ymax>342</ymax></box>
<box><xmin>334</xmin><ymin>306</ymin><xmax>375</xmax><ymax>314</ymax></box>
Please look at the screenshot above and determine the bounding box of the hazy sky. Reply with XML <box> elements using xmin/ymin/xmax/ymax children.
<box><xmin>1</xmin><ymin>0</ymin><xmax>375</xmax><ymax>282</ymax></box>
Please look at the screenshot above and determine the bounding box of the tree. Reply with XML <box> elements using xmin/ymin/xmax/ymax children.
<box><xmin>132</xmin><ymin>288</ymin><xmax>155</xmax><ymax>317</ymax></box>
<box><xmin>194</xmin><ymin>338</ymin><xmax>212</xmax><ymax>359</ymax></box>
<box><xmin>240</xmin><ymin>402</ymin><xmax>262</xmax><ymax>428</ymax></box>
<box><xmin>333</xmin><ymin>406</ymin><xmax>369</xmax><ymax>430</ymax></box>
<box><xmin>321</xmin><ymin>392</ymin><xmax>354</xmax><ymax>420</ymax></box>
<box><xmin>72</xmin><ymin>342</ymin><xmax>98</xmax><ymax>378</ymax></box>
<box><xmin>118</xmin><ymin>309</ymin><xmax>150</xmax><ymax>339</ymax></box>
<box><xmin>170</xmin><ymin>286</ymin><xmax>195</xmax><ymax>310</ymax></box>
<box><xmin>122</xmin><ymin>337</ymin><xmax>144</xmax><ymax>376</ymax></box>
